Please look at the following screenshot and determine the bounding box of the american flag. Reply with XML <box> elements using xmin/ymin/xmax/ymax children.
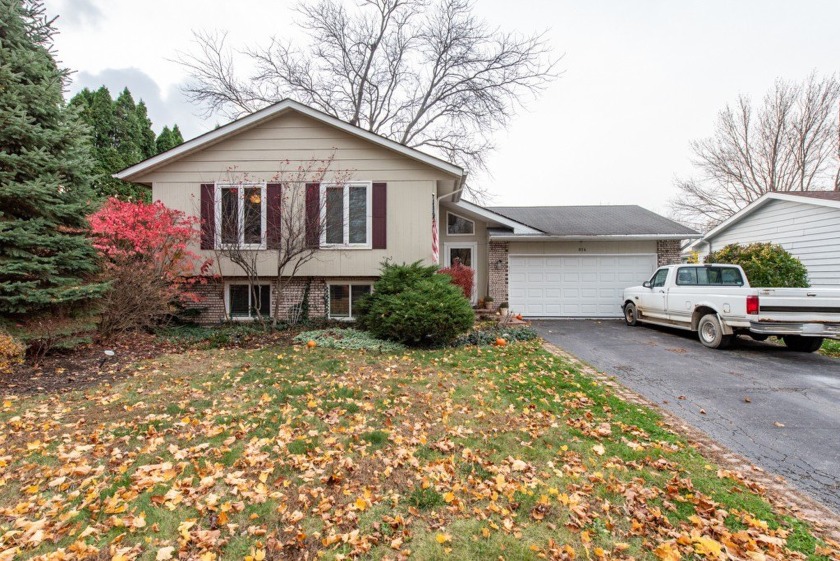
<box><xmin>431</xmin><ymin>195</ymin><xmax>439</xmax><ymax>264</ymax></box>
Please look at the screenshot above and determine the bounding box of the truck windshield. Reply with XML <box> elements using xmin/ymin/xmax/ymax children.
<box><xmin>676</xmin><ymin>267</ymin><xmax>743</xmax><ymax>286</ymax></box>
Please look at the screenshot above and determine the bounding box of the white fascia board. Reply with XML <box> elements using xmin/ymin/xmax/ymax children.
<box><xmin>452</xmin><ymin>200</ymin><xmax>543</xmax><ymax>235</ymax></box>
<box><xmin>114</xmin><ymin>99</ymin><xmax>465</xmax><ymax>181</ymax></box>
<box><xmin>766</xmin><ymin>192</ymin><xmax>840</xmax><ymax>210</ymax></box>
<box><xmin>488</xmin><ymin>233</ymin><xmax>702</xmax><ymax>242</ymax></box>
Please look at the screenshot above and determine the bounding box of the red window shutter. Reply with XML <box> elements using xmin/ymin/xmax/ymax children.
<box><xmin>200</xmin><ymin>183</ymin><xmax>215</xmax><ymax>250</ymax></box>
<box><xmin>372</xmin><ymin>182</ymin><xmax>387</xmax><ymax>249</ymax></box>
<box><xmin>305</xmin><ymin>183</ymin><xmax>320</xmax><ymax>248</ymax></box>
<box><xmin>266</xmin><ymin>183</ymin><xmax>282</xmax><ymax>249</ymax></box>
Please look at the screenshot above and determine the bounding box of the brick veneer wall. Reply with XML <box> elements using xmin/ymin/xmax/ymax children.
<box><xmin>488</xmin><ymin>241</ymin><xmax>509</xmax><ymax>305</ymax></box>
<box><xmin>657</xmin><ymin>239</ymin><xmax>682</xmax><ymax>266</ymax></box>
<box><xmin>187</xmin><ymin>276</ymin><xmax>327</xmax><ymax>325</ymax></box>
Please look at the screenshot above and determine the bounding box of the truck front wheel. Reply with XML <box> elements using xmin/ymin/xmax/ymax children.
<box><xmin>697</xmin><ymin>314</ymin><xmax>732</xmax><ymax>349</ymax></box>
<box><xmin>624</xmin><ymin>302</ymin><xmax>639</xmax><ymax>326</ymax></box>
<box><xmin>782</xmin><ymin>336</ymin><xmax>824</xmax><ymax>353</ymax></box>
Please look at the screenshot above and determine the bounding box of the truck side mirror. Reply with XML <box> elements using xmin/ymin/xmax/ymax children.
<box><xmin>643</xmin><ymin>281</ymin><xmax>651</xmax><ymax>288</ymax></box>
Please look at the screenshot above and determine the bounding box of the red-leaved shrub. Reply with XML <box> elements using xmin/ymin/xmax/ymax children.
<box><xmin>89</xmin><ymin>199</ymin><xmax>213</xmax><ymax>333</ymax></box>
<box><xmin>438</xmin><ymin>262</ymin><xmax>474</xmax><ymax>300</ymax></box>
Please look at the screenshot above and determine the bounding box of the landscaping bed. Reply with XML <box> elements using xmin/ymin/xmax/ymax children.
<box><xmin>0</xmin><ymin>324</ymin><xmax>300</xmax><ymax>395</ymax></box>
<box><xmin>0</xmin><ymin>339</ymin><xmax>837</xmax><ymax>560</ymax></box>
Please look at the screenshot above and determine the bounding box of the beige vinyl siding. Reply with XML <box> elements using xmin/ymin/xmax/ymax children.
<box><xmin>508</xmin><ymin>240</ymin><xmax>658</xmax><ymax>255</ymax></box>
<box><xmin>439</xmin><ymin>210</ymin><xmax>489</xmax><ymax>299</ymax></box>
<box><xmin>700</xmin><ymin>200</ymin><xmax>840</xmax><ymax>286</ymax></box>
<box><xmin>140</xmin><ymin>112</ymin><xmax>457</xmax><ymax>277</ymax></box>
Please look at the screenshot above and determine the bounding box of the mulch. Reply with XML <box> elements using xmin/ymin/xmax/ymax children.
<box><xmin>1</xmin><ymin>329</ymin><xmax>298</xmax><ymax>395</ymax></box>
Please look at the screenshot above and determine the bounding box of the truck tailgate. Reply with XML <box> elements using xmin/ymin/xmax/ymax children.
<box><xmin>755</xmin><ymin>287</ymin><xmax>840</xmax><ymax>324</ymax></box>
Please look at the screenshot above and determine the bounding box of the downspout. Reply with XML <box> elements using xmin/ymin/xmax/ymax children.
<box><xmin>436</xmin><ymin>172</ymin><xmax>468</xmax><ymax>203</ymax></box>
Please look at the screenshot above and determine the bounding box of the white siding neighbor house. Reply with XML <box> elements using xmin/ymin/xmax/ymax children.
<box><xmin>684</xmin><ymin>191</ymin><xmax>840</xmax><ymax>287</ymax></box>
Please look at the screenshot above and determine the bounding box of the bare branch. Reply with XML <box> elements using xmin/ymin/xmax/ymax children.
<box><xmin>672</xmin><ymin>72</ymin><xmax>840</xmax><ymax>230</ymax></box>
<box><xmin>178</xmin><ymin>0</ymin><xmax>560</xmax><ymax>197</ymax></box>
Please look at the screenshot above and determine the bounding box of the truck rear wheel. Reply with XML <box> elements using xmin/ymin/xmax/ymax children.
<box><xmin>624</xmin><ymin>302</ymin><xmax>639</xmax><ymax>326</ymax></box>
<box><xmin>697</xmin><ymin>314</ymin><xmax>732</xmax><ymax>349</ymax></box>
<box><xmin>782</xmin><ymin>336</ymin><xmax>824</xmax><ymax>353</ymax></box>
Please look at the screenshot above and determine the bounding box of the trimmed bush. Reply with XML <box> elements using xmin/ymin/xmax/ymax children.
<box><xmin>705</xmin><ymin>243</ymin><xmax>809</xmax><ymax>288</ymax></box>
<box><xmin>355</xmin><ymin>262</ymin><xmax>474</xmax><ymax>347</ymax></box>
<box><xmin>293</xmin><ymin>328</ymin><xmax>406</xmax><ymax>352</ymax></box>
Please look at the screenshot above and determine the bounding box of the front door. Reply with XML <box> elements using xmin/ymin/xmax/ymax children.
<box><xmin>637</xmin><ymin>268</ymin><xmax>669</xmax><ymax>320</ymax></box>
<box><xmin>444</xmin><ymin>242</ymin><xmax>477</xmax><ymax>304</ymax></box>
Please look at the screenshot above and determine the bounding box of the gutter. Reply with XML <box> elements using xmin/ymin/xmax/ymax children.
<box><xmin>488</xmin><ymin>233</ymin><xmax>703</xmax><ymax>242</ymax></box>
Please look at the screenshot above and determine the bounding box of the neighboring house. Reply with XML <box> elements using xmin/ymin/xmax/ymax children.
<box><xmin>116</xmin><ymin>99</ymin><xmax>699</xmax><ymax>322</ymax></box>
<box><xmin>683</xmin><ymin>191</ymin><xmax>840</xmax><ymax>287</ymax></box>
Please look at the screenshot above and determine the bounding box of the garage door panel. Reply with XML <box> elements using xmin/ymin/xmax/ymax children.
<box><xmin>509</xmin><ymin>254</ymin><xmax>657</xmax><ymax>318</ymax></box>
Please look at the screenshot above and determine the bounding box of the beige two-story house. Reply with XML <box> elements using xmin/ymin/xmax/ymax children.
<box><xmin>116</xmin><ymin>99</ymin><xmax>698</xmax><ymax>322</ymax></box>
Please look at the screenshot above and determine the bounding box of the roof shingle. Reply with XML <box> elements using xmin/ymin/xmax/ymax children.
<box><xmin>487</xmin><ymin>205</ymin><xmax>698</xmax><ymax>237</ymax></box>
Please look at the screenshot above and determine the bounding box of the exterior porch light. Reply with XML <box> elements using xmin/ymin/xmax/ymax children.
<box><xmin>494</xmin><ymin>258</ymin><xmax>504</xmax><ymax>270</ymax></box>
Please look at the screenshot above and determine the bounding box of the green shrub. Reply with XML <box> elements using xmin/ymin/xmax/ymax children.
<box><xmin>705</xmin><ymin>243</ymin><xmax>809</xmax><ymax>287</ymax></box>
<box><xmin>355</xmin><ymin>262</ymin><xmax>474</xmax><ymax>347</ymax></box>
<box><xmin>454</xmin><ymin>325</ymin><xmax>539</xmax><ymax>347</ymax></box>
<box><xmin>293</xmin><ymin>328</ymin><xmax>406</xmax><ymax>352</ymax></box>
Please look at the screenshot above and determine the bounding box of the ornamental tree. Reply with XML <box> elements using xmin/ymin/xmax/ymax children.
<box><xmin>88</xmin><ymin>198</ymin><xmax>213</xmax><ymax>333</ymax></box>
<box><xmin>438</xmin><ymin>262</ymin><xmax>474</xmax><ymax>300</ymax></box>
<box><xmin>0</xmin><ymin>0</ymin><xmax>108</xmax><ymax>317</ymax></box>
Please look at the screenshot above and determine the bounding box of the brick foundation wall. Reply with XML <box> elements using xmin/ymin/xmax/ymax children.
<box><xmin>488</xmin><ymin>241</ymin><xmax>509</xmax><ymax>306</ymax></box>
<box><xmin>657</xmin><ymin>239</ymin><xmax>682</xmax><ymax>266</ymax></box>
<box><xmin>187</xmin><ymin>276</ymin><xmax>328</xmax><ymax>325</ymax></box>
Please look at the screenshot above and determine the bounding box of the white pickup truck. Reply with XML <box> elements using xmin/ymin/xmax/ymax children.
<box><xmin>622</xmin><ymin>264</ymin><xmax>840</xmax><ymax>351</ymax></box>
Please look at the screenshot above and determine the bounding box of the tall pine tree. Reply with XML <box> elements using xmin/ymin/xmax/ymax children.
<box><xmin>70</xmin><ymin>87</ymin><xmax>185</xmax><ymax>201</ymax></box>
<box><xmin>0</xmin><ymin>0</ymin><xmax>108</xmax><ymax>316</ymax></box>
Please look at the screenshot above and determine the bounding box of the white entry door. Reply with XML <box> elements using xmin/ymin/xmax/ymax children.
<box><xmin>444</xmin><ymin>242</ymin><xmax>477</xmax><ymax>304</ymax></box>
<box><xmin>508</xmin><ymin>254</ymin><xmax>657</xmax><ymax>317</ymax></box>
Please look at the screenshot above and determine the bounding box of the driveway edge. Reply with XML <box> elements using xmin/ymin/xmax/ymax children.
<box><xmin>542</xmin><ymin>341</ymin><xmax>840</xmax><ymax>543</ymax></box>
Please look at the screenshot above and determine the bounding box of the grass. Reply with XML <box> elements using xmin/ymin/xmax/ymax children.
<box><xmin>820</xmin><ymin>338</ymin><xmax>840</xmax><ymax>358</ymax></box>
<box><xmin>0</xmin><ymin>341</ymin><xmax>836</xmax><ymax>560</ymax></box>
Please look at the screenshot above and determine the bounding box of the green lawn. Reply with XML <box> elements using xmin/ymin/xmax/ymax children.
<box><xmin>0</xmin><ymin>341</ymin><xmax>836</xmax><ymax>560</ymax></box>
<box><xmin>820</xmin><ymin>339</ymin><xmax>840</xmax><ymax>358</ymax></box>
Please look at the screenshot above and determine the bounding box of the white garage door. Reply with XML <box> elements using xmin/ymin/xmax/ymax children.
<box><xmin>509</xmin><ymin>254</ymin><xmax>657</xmax><ymax>317</ymax></box>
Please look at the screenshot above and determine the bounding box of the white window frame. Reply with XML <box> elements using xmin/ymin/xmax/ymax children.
<box><xmin>320</xmin><ymin>181</ymin><xmax>373</xmax><ymax>249</ymax></box>
<box><xmin>215</xmin><ymin>182</ymin><xmax>267</xmax><ymax>250</ymax></box>
<box><xmin>327</xmin><ymin>282</ymin><xmax>373</xmax><ymax>320</ymax></box>
<box><xmin>446</xmin><ymin>211</ymin><xmax>475</xmax><ymax>236</ymax></box>
<box><xmin>224</xmin><ymin>281</ymin><xmax>272</xmax><ymax>320</ymax></box>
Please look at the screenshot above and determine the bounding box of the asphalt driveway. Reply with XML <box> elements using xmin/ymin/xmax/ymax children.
<box><xmin>532</xmin><ymin>319</ymin><xmax>840</xmax><ymax>513</ymax></box>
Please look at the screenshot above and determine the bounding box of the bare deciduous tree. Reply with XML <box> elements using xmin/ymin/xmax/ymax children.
<box><xmin>672</xmin><ymin>72</ymin><xmax>840</xmax><ymax>230</ymax></box>
<box><xmin>267</xmin><ymin>158</ymin><xmax>352</xmax><ymax>327</ymax></box>
<box><xmin>178</xmin><ymin>0</ymin><xmax>559</xmax><ymax>195</ymax></box>
<box><xmin>206</xmin><ymin>157</ymin><xmax>351</xmax><ymax>326</ymax></box>
<box><xmin>212</xmin><ymin>174</ymin><xmax>269</xmax><ymax>322</ymax></box>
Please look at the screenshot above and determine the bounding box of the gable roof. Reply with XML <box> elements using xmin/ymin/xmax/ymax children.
<box><xmin>486</xmin><ymin>205</ymin><xmax>699</xmax><ymax>239</ymax></box>
<box><xmin>684</xmin><ymin>191</ymin><xmax>840</xmax><ymax>252</ymax></box>
<box><xmin>114</xmin><ymin>99</ymin><xmax>465</xmax><ymax>183</ymax></box>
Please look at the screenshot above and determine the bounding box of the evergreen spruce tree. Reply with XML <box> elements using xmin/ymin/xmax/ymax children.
<box><xmin>0</xmin><ymin>0</ymin><xmax>108</xmax><ymax>316</ymax></box>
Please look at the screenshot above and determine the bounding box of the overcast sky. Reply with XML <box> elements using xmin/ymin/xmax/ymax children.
<box><xmin>44</xmin><ymin>0</ymin><xmax>840</xmax><ymax>215</ymax></box>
